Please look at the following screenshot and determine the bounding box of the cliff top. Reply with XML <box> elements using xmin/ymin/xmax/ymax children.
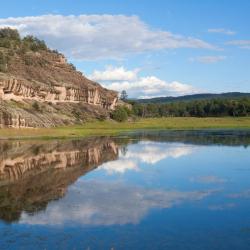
<box><xmin>0</xmin><ymin>27</ymin><xmax>116</xmax><ymax>96</ymax></box>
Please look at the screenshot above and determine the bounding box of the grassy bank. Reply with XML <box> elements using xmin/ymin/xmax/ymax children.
<box><xmin>0</xmin><ymin>117</ymin><xmax>250</xmax><ymax>139</ymax></box>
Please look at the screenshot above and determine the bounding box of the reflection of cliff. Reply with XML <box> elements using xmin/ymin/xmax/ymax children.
<box><xmin>0</xmin><ymin>137</ymin><xmax>119</xmax><ymax>222</ymax></box>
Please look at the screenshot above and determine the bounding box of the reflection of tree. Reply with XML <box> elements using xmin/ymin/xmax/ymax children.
<box><xmin>128</xmin><ymin>130</ymin><xmax>250</xmax><ymax>147</ymax></box>
<box><xmin>120</xmin><ymin>145</ymin><xmax>128</xmax><ymax>156</ymax></box>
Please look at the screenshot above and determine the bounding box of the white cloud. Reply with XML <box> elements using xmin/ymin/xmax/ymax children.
<box><xmin>19</xmin><ymin>180</ymin><xmax>215</xmax><ymax>225</ymax></box>
<box><xmin>89</xmin><ymin>66</ymin><xmax>139</xmax><ymax>81</ymax></box>
<box><xmin>226</xmin><ymin>40</ymin><xmax>250</xmax><ymax>49</ymax></box>
<box><xmin>124</xmin><ymin>142</ymin><xmax>195</xmax><ymax>164</ymax></box>
<box><xmin>208</xmin><ymin>28</ymin><xmax>236</xmax><ymax>35</ymax></box>
<box><xmin>99</xmin><ymin>159</ymin><xmax>139</xmax><ymax>174</ymax></box>
<box><xmin>98</xmin><ymin>142</ymin><xmax>195</xmax><ymax>175</ymax></box>
<box><xmin>105</xmin><ymin>78</ymin><xmax>199</xmax><ymax>98</ymax></box>
<box><xmin>189</xmin><ymin>55</ymin><xmax>226</xmax><ymax>64</ymax></box>
<box><xmin>90</xmin><ymin>66</ymin><xmax>200</xmax><ymax>98</ymax></box>
<box><xmin>0</xmin><ymin>14</ymin><xmax>216</xmax><ymax>60</ymax></box>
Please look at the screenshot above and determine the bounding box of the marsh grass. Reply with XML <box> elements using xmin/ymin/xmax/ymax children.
<box><xmin>0</xmin><ymin>117</ymin><xmax>250</xmax><ymax>140</ymax></box>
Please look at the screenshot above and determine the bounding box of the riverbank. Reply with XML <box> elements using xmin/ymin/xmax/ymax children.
<box><xmin>0</xmin><ymin>117</ymin><xmax>250</xmax><ymax>139</ymax></box>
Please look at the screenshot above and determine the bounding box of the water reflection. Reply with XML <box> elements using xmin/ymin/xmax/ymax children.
<box><xmin>1</xmin><ymin>130</ymin><xmax>250</xmax><ymax>249</ymax></box>
<box><xmin>99</xmin><ymin>142</ymin><xmax>195</xmax><ymax>174</ymax></box>
<box><xmin>0</xmin><ymin>130</ymin><xmax>249</xmax><ymax>229</ymax></box>
<box><xmin>0</xmin><ymin>137</ymin><xmax>119</xmax><ymax>222</ymax></box>
<box><xmin>19</xmin><ymin>180</ymin><xmax>217</xmax><ymax>226</ymax></box>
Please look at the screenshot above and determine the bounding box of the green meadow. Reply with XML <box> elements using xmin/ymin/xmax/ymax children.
<box><xmin>0</xmin><ymin>117</ymin><xmax>250</xmax><ymax>140</ymax></box>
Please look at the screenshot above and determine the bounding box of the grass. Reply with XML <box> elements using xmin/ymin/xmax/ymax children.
<box><xmin>0</xmin><ymin>117</ymin><xmax>250</xmax><ymax>140</ymax></box>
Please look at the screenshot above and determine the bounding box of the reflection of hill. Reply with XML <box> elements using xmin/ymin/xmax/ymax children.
<box><xmin>0</xmin><ymin>137</ymin><xmax>118</xmax><ymax>222</ymax></box>
<box><xmin>126</xmin><ymin>130</ymin><xmax>250</xmax><ymax>147</ymax></box>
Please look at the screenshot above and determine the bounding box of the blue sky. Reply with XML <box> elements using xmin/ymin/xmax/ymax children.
<box><xmin>0</xmin><ymin>0</ymin><xmax>249</xmax><ymax>98</ymax></box>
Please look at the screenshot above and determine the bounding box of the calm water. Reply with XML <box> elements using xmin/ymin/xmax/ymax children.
<box><xmin>0</xmin><ymin>130</ymin><xmax>250</xmax><ymax>250</ymax></box>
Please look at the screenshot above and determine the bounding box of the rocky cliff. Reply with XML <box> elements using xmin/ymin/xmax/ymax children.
<box><xmin>0</xmin><ymin>28</ymin><xmax>118</xmax><ymax>127</ymax></box>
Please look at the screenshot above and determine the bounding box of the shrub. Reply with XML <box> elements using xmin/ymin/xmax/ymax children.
<box><xmin>24</xmin><ymin>55</ymin><xmax>33</xmax><ymax>65</ymax></box>
<box><xmin>0</xmin><ymin>28</ymin><xmax>20</xmax><ymax>41</ymax></box>
<box><xmin>69</xmin><ymin>63</ymin><xmax>76</xmax><ymax>70</ymax></box>
<box><xmin>111</xmin><ymin>106</ymin><xmax>128</xmax><ymax>122</ymax></box>
<box><xmin>0</xmin><ymin>51</ymin><xmax>7</xmax><ymax>72</ymax></box>
<box><xmin>22</xmin><ymin>35</ymin><xmax>47</xmax><ymax>51</ymax></box>
<box><xmin>32</xmin><ymin>101</ymin><xmax>40</xmax><ymax>111</ymax></box>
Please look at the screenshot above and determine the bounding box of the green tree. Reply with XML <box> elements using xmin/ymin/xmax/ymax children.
<box><xmin>0</xmin><ymin>51</ymin><xmax>7</xmax><ymax>72</ymax></box>
<box><xmin>111</xmin><ymin>106</ymin><xmax>128</xmax><ymax>122</ymax></box>
<box><xmin>120</xmin><ymin>90</ymin><xmax>128</xmax><ymax>101</ymax></box>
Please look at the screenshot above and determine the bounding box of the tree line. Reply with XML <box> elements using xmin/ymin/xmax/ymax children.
<box><xmin>130</xmin><ymin>98</ymin><xmax>250</xmax><ymax>117</ymax></box>
<box><xmin>111</xmin><ymin>91</ymin><xmax>250</xmax><ymax>122</ymax></box>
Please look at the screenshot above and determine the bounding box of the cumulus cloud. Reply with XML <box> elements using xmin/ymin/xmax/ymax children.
<box><xmin>124</xmin><ymin>142</ymin><xmax>195</xmax><ymax>164</ymax></box>
<box><xmin>0</xmin><ymin>14</ymin><xmax>216</xmax><ymax>60</ymax></box>
<box><xmin>19</xmin><ymin>180</ymin><xmax>215</xmax><ymax>225</ymax></box>
<box><xmin>89</xmin><ymin>66</ymin><xmax>199</xmax><ymax>98</ymax></box>
<box><xmin>189</xmin><ymin>56</ymin><xmax>226</xmax><ymax>64</ymax></box>
<box><xmin>226</xmin><ymin>40</ymin><xmax>250</xmax><ymax>49</ymax></box>
<box><xmin>99</xmin><ymin>159</ymin><xmax>139</xmax><ymax>174</ymax></box>
<box><xmin>208</xmin><ymin>28</ymin><xmax>236</xmax><ymax>35</ymax></box>
<box><xmin>98</xmin><ymin>142</ymin><xmax>195</xmax><ymax>175</ymax></box>
<box><xmin>89</xmin><ymin>66</ymin><xmax>139</xmax><ymax>81</ymax></box>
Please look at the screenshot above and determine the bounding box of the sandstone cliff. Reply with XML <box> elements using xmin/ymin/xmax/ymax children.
<box><xmin>0</xmin><ymin>28</ymin><xmax>118</xmax><ymax>127</ymax></box>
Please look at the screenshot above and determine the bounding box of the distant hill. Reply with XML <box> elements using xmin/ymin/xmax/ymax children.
<box><xmin>136</xmin><ymin>92</ymin><xmax>250</xmax><ymax>104</ymax></box>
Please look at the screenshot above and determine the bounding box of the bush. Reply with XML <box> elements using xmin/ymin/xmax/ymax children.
<box><xmin>111</xmin><ymin>107</ymin><xmax>128</xmax><ymax>122</ymax></box>
<box><xmin>0</xmin><ymin>28</ymin><xmax>20</xmax><ymax>40</ymax></box>
<box><xmin>22</xmin><ymin>35</ymin><xmax>47</xmax><ymax>52</ymax></box>
<box><xmin>69</xmin><ymin>63</ymin><xmax>76</xmax><ymax>70</ymax></box>
<box><xmin>24</xmin><ymin>55</ymin><xmax>33</xmax><ymax>65</ymax></box>
<box><xmin>32</xmin><ymin>101</ymin><xmax>40</xmax><ymax>111</ymax></box>
<box><xmin>0</xmin><ymin>51</ymin><xmax>7</xmax><ymax>72</ymax></box>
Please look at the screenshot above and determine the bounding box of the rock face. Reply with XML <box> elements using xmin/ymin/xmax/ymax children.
<box><xmin>0</xmin><ymin>28</ymin><xmax>118</xmax><ymax>128</ymax></box>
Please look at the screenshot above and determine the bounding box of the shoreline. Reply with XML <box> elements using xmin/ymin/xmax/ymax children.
<box><xmin>0</xmin><ymin>117</ymin><xmax>250</xmax><ymax>140</ymax></box>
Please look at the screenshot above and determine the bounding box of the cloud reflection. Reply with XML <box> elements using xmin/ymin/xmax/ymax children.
<box><xmin>19</xmin><ymin>180</ymin><xmax>215</xmax><ymax>226</ymax></box>
<box><xmin>99</xmin><ymin>142</ymin><xmax>195</xmax><ymax>174</ymax></box>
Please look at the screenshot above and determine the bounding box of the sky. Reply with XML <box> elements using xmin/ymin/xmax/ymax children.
<box><xmin>0</xmin><ymin>0</ymin><xmax>249</xmax><ymax>98</ymax></box>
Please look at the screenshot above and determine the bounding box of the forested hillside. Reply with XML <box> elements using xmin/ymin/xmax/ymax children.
<box><xmin>137</xmin><ymin>92</ymin><xmax>250</xmax><ymax>104</ymax></box>
<box><xmin>129</xmin><ymin>98</ymin><xmax>250</xmax><ymax>117</ymax></box>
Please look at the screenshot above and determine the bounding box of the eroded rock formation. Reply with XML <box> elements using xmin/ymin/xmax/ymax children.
<box><xmin>0</xmin><ymin>28</ymin><xmax>119</xmax><ymax>127</ymax></box>
<box><xmin>0</xmin><ymin>78</ymin><xmax>117</xmax><ymax>109</ymax></box>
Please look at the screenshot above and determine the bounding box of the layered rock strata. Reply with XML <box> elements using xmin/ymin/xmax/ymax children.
<box><xmin>0</xmin><ymin>29</ymin><xmax>118</xmax><ymax>127</ymax></box>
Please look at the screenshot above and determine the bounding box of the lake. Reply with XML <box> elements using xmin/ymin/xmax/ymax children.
<box><xmin>0</xmin><ymin>130</ymin><xmax>250</xmax><ymax>249</ymax></box>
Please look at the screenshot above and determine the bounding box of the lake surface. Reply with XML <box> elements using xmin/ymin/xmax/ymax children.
<box><xmin>0</xmin><ymin>130</ymin><xmax>250</xmax><ymax>250</ymax></box>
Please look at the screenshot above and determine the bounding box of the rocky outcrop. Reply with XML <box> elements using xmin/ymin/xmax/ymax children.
<box><xmin>0</xmin><ymin>78</ymin><xmax>117</xmax><ymax>109</ymax></box>
<box><xmin>0</xmin><ymin>28</ymin><xmax>119</xmax><ymax>127</ymax></box>
<box><xmin>0</xmin><ymin>76</ymin><xmax>118</xmax><ymax>128</ymax></box>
